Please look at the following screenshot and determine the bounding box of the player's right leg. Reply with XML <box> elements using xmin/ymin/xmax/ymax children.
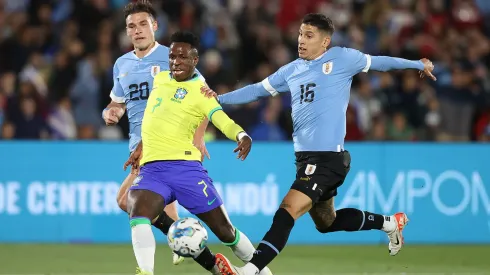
<box><xmin>216</xmin><ymin>151</ymin><xmax>346</xmax><ymax>274</ymax></box>
<box><xmin>117</xmin><ymin>172</ymin><xmax>181</xmax><ymax>223</ymax></box>
<box><xmin>116</xmin><ymin>171</ymin><xmax>185</xmax><ymax>264</ymax></box>
<box><xmin>216</xmin><ymin>188</ymin><xmax>313</xmax><ymax>275</ymax></box>
<box><xmin>127</xmin><ymin>164</ymin><xmax>172</xmax><ymax>275</ymax></box>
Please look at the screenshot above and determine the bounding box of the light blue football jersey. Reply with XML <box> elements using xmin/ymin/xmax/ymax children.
<box><xmin>262</xmin><ymin>47</ymin><xmax>371</xmax><ymax>152</ymax></box>
<box><xmin>219</xmin><ymin>46</ymin><xmax>424</xmax><ymax>152</ymax></box>
<box><xmin>110</xmin><ymin>43</ymin><xmax>204</xmax><ymax>152</ymax></box>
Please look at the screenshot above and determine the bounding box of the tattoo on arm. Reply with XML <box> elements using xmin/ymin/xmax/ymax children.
<box><xmin>280</xmin><ymin>203</ymin><xmax>291</xmax><ymax>209</ymax></box>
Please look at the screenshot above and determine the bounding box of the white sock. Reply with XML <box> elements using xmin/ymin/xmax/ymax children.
<box><xmin>228</xmin><ymin>229</ymin><xmax>254</xmax><ymax>262</ymax></box>
<box><xmin>381</xmin><ymin>215</ymin><xmax>396</xmax><ymax>233</ymax></box>
<box><xmin>243</xmin><ymin>262</ymin><xmax>260</xmax><ymax>275</ymax></box>
<box><xmin>227</xmin><ymin>229</ymin><xmax>272</xmax><ymax>275</ymax></box>
<box><xmin>131</xmin><ymin>219</ymin><xmax>155</xmax><ymax>273</ymax></box>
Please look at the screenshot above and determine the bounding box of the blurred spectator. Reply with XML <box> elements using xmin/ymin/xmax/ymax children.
<box><xmin>0</xmin><ymin>93</ymin><xmax>5</xmax><ymax>131</ymax></box>
<box><xmin>350</xmin><ymin>76</ymin><xmax>382</xmax><ymax>133</ymax></box>
<box><xmin>437</xmin><ymin>64</ymin><xmax>479</xmax><ymax>141</ymax></box>
<box><xmin>345</xmin><ymin>105</ymin><xmax>364</xmax><ymax>141</ymax></box>
<box><xmin>387</xmin><ymin>112</ymin><xmax>415</xmax><ymax>141</ymax></box>
<box><xmin>474</xmin><ymin>107</ymin><xmax>490</xmax><ymax>141</ymax></box>
<box><xmin>250</xmin><ymin>97</ymin><xmax>287</xmax><ymax>141</ymax></box>
<box><xmin>70</xmin><ymin>55</ymin><xmax>101</xmax><ymax>139</ymax></box>
<box><xmin>424</xmin><ymin>97</ymin><xmax>442</xmax><ymax>140</ymax></box>
<box><xmin>47</xmin><ymin>97</ymin><xmax>77</xmax><ymax>140</ymax></box>
<box><xmin>11</xmin><ymin>96</ymin><xmax>49</xmax><ymax>139</ymax></box>
<box><xmin>0</xmin><ymin>0</ymin><xmax>489</xmax><ymax>142</ymax></box>
<box><xmin>369</xmin><ymin>116</ymin><xmax>388</xmax><ymax>141</ymax></box>
<box><xmin>2</xmin><ymin>122</ymin><xmax>15</xmax><ymax>139</ymax></box>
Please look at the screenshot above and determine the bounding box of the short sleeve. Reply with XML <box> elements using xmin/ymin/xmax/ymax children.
<box><xmin>342</xmin><ymin>48</ymin><xmax>372</xmax><ymax>77</ymax></box>
<box><xmin>260</xmin><ymin>65</ymin><xmax>290</xmax><ymax>96</ymax></box>
<box><xmin>110</xmin><ymin>62</ymin><xmax>125</xmax><ymax>103</ymax></box>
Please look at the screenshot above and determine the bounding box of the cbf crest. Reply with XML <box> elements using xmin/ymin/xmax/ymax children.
<box><xmin>151</xmin><ymin>65</ymin><xmax>161</xmax><ymax>77</ymax></box>
<box><xmin>174</xmin><ymin>88</ymin><xmax>188</xmax><ymax>100</ymax></box>
<box><xmin>322</xmin><ymin>61</ymin><xmax>333</xmax><ymax>74</ymax></box>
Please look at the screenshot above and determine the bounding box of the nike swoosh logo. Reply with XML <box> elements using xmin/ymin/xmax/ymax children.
<box><xmin>207</xmin><ymin>198</ymin><xmax>217</xmax><ymax>205</ymax></box>
<box><xmin>394</xmin><ymin>235</ymin><xmax>400</xmax><ymax>245</ymax></box>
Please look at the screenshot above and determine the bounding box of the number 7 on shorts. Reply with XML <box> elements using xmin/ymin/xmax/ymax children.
<box><xmin>198</xmin><ymin>180</ymin><xmax>208</xmax><ymax>197</ymax></box>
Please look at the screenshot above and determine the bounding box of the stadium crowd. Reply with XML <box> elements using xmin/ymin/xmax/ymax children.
<box><xmin>0</xmin><ymin>0</ymin><xmax>490</xmax><ymax>142</ymax></box>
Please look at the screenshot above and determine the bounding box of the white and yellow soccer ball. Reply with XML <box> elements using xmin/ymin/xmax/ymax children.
<box><xmin>167</xmin><ymin>217</ymin><xmax>208</xmax><ymax>258</ymax></box>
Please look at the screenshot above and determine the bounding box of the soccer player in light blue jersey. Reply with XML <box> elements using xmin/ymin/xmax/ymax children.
<box><xmin>101</xmin><ymin>0</ymin><xmax>210</xmax><ymax>266</ymax></box>
<box><xmin>206</xmin><ymin>14</ymin><xmax>437</xmax><ymax>275</ymax></box>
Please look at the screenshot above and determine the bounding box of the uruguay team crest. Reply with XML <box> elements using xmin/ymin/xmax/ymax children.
<box><xmin>305</xmin><ymin>164</ymin><xmax>317</xmax><ymax>175</ymax></box>
<box><xmin>323</xmin><ymin>61</ymin><xmax>333</xmax><ymax>74</ymax></box>
<box><xmin>174</xmin><ymin>88</ymin><xmax>188</xmax><ymax>100</ymax></box>
<box><xmin>151</xmin><ymin>65</ymin><xmax>161</xmax><ymax>77</ymax></box>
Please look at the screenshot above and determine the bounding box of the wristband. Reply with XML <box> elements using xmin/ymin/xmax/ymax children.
<box><xmin>237</xmin><ymin>131</ymin><xmax>251</xmax><ymax>141</ymax></box>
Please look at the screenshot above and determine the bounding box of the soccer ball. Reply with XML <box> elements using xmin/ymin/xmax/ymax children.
<box><xmin>167</xmin><ymin>217</ymin><xmax>208</xmax><ymax>258</ymax></box>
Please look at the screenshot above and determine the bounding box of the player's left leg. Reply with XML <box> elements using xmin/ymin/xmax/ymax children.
<box><xmin>171</xmin><ymin>161</ymin><xmax>272</xmax><ymax>275</ymax></box>
<box><xmin>309</xmin><ymin>197</ymin><xmax>408</xmax><ymax>256</ymax></box>
<box><xmin>196</xmin><ymin>206</ymin><xmax>272</xmax><ymax>275</ymax></box>
<box><xmin>127</xmin><ymin>162</ymin><xmax>174</xmax><ymax>274</ymax></box>
<box><xmin>308</xmin><ymin>150</ymin><xmax>409</xmax><ymax>256</ymax></box>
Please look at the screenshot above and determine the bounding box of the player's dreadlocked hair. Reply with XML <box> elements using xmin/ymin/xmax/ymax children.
<box><xmin>170</xmin><ymin>31</ymin><xmax>200</xmax><ymax>52</ymax></box>
<box><xmin>302</xmin><ymin>13</ymin><xmax>335</xmax><ymax>36</ymax></box>
<box><xmin>123</xmin><ymin>0</ymin><xmax>157</xmax><ymax>20</ymax></box>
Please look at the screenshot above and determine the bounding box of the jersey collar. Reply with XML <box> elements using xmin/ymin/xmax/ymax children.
<box><xmin>169</xmin><ymin>71</ymin><xmax>199</xmax><ymax>81</ymax></box>
<box><xmin>303</xmin><ymin>50</ymin><xmax>327</xmax><ymax>65</ymax></box>
<box><xmin>132</xmin><ymin>42</ymin><xmax>160</xmax><ymax>59</ymax></box>
<box><xmin>314</xmin><ymin>50</ymin><xmax>327</xmax><ymax>61</ymax></box>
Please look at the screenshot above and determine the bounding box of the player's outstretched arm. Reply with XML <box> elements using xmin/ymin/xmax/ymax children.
<box><xmin>102</xmin><ymin>100</ymin><xmax>126</xmax><ymax>126</ymax></box>
<box><xmin>370</xmin><ymin>56</ymin><xmax>436</xmax><ymax>80</ymax></box>
<box><xmin>217</xmin><ymin>83</ymin><xmax>272</xmax><ymax>104</ymax></box>
<box><xmin>201</xmin><ymin>66</ymin><xmax>289</xmax><ymax>105</ymax></box>
<box><xmin>343</xmin><ymin>48</ymin><xmax>436</xmax><ymax>81</ymax></box>
<box><xmin>200</xmin><ymin>83</ymin><xmax>271</xmax><ymax>105</ymax></box>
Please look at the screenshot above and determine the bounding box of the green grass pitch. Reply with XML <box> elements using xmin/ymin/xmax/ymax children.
<box><xmin>0</xmin><ymin>244</ymin><xmax>489</xmax><ymax>274</ymax></box>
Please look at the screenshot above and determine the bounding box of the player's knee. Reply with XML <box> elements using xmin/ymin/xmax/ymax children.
<box><xmin>213</xmin><ymin>224</ymin><xmax>236</xmax><ymax>244</ymax></box>
<box><xmin>315</xmin><ymin>212</ymin><xmax>336</xmax><ymax>233</ymax></box>
<box><xmin>316</xmin><ymin>225</ymin><xmax>332</xmax><ymax>233</ymax></box>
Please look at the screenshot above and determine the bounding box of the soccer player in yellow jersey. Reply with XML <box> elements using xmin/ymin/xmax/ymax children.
<box><xmin>123</xmin><ymin>31</ymin><xmax>273</xmax><ymax>275</ymax></box>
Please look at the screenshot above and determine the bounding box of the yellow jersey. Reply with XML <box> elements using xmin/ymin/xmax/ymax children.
<box><xmin>140</xmin><ymin>71</ymin><xmax>244</xmax><ymax>165</ymax></box>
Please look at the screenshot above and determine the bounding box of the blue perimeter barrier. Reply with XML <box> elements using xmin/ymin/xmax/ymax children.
<box><xmin>0</xmin><ymin>141</ymin><xmax>489</xmax><ymax>244</ymax></box>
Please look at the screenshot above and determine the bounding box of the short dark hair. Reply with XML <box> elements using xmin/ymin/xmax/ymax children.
<box><xmin>123</xmin><ymin>0</ymin><xmax>157</xmax><ymax>20</ymax></box>
<box><xmin>302</xmin><ymin>13</ymin><xmax>335</xmax><ymax>35</ymax></box>
<box><xmin>170</xmin><ymin>31</ymin><xmax>200</xmax><ymax>51</ymax></box>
